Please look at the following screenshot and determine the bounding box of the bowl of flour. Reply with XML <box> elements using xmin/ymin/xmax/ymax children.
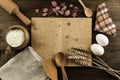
<box><xmin>5</xmin><ymin>25</ymin><xmax>30</xmax><ymax>50</ymax></box>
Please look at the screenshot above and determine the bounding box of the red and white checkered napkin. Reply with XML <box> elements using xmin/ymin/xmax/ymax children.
<box><xmin>94</xmin><ymin>3</ymin><xmax>116</xmax><ymax>36</ymax></box>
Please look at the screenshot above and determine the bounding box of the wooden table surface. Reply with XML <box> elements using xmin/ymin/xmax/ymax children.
<box><xmin>0</xmin><ymin>0</ymin><xmax>120</xmax><ymax>80</ymax></box>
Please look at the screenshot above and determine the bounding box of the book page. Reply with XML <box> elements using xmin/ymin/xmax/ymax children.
<box><xmin>32</xmin><ymin>18</ymin><xmax>92</xmax><ymax>66</ymax></box>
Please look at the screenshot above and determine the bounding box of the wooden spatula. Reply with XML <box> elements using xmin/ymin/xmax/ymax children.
<box><xmin>42</xmin><ymin>57</ymin><xmax>58</xmax><ymax>80</ymax></box>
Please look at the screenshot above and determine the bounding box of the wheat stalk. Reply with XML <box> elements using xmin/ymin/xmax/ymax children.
<box><xmin>65</xmin><ymin>48</ymin><xmax>120</xmax><ymax>79</ymax></box>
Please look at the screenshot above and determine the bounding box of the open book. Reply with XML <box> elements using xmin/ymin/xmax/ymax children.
<box><xmin>32</xmin><ymin>18</ymin><xmax>92</xmax><ymax>66</ymax></box>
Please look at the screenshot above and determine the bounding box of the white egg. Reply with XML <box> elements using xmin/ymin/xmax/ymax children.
<box><xmin>91</xmin><ymin>44</ymin><xmax>104</xmax><ymax>56</ymax></box>
<box><xmin>96</xmin><ymin>34</ymin><xmax>109</xmax><ymax>46</ymax></box>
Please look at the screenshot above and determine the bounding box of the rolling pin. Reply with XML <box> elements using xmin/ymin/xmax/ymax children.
<box><xmin>0</xmin><ymin>0</ymin><xmax>31</xmax><ymax>25</ymax></box>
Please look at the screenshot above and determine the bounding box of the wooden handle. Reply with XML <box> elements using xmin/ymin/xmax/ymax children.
<box><xmin>5</xmin><ymin>46</ymin><xmax>12</xmax><ymax>54</ymax></box>
<box><xmin>0</xmin><ymin>0</ymin><xmax>31</xmax><ymax>25</ymax></box>
<box><xmin>0</xmin><ymin>0</ymin><xmax>18</xmax><ymax>14</ymax></box>
<box><xmin>42</xmin><ymin>58</ymin><xmax>58</xmax><ymax>80</ymax></box>
<box><xmin>14</xmin><ymin>9</ymin><xmax>31</xmax><ymax>25</ymax></box>
<box><xmin>61</xmin><ymin>67</ymin><xmax>68</xmax><ymax>80</ymax></box>
<box><xmin>78</xmin><ymin>0</ymin><xmax>86</xmax><ymax>8</ymax></box>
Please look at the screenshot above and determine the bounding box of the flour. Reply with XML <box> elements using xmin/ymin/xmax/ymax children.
<box><xmin>6</xmin><ymin>29</ymin><xmax>25</xmax><ymax>47</ymax></box>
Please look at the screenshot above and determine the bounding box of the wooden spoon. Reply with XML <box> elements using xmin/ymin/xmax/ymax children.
<box><xmin>42</xmin><ymin>57</ymin><xmax>58</xmax><ymax>80</ymax></box>
<box><xmin>55</xmin><ymin>52</ymin><xmax>68</xmax><ymax>80</ymax></box>
<box><xmin>78</xmin><ymin>0</ymin><xmax>93</xmax><ymax>17</ymax></box>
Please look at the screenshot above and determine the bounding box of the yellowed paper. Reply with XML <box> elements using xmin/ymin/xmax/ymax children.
<box><xmin>32</xmin><ymin>18</ymin><xmax>92</xmax><ymax>66</ymax></box>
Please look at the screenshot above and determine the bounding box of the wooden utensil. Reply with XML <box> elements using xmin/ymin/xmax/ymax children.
<box><xmin>5</xmin><ymin>25</ymin><xmax>30</xmax><ymax>54</ymax></box>
<box><xmin>0</xmin><ymin>0</ymin><xmax>31</xmax><ymax>25</ymax></box>
<box><xmin>42</xmin><ymin>57</ymin><xmax>58</xmax><ymax>80</ymax></box>
<box><xmin>55</xmin><ymin>52</ymin><xmax>68</xmax><ymax>80</ymax></box>
<box><xmin>78</xmin><ymin>0</ymin><xmax>93</xmax><ymax>17</ymax></box>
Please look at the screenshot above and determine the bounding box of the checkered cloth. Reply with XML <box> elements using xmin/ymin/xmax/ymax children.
<box><xmin>94</xmin><ymin>3</ymin><xmax>116</xmax><ymax>36</ymax></box>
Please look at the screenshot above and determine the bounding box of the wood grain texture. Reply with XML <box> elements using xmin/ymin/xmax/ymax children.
<box><xmin>0</xmin><ymin>0</ymin><xmax>120</xmax><ymax>80</ymax></box>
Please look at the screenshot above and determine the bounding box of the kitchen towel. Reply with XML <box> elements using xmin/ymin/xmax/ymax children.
<box><xmin>94</xmin><ymin>2</ymin><xmax>116</xmax><ymax>36</ymax></box>
<box><xmin>0</xmin><ymin>46</ymin><xmax>48</xmax><ymax>80</ymax></box>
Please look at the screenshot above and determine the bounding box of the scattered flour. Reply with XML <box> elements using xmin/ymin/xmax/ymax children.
<box><xmin>6</xmin><ymin>29</ymin><xmax>25</xmax><ymax>47</ymax></box>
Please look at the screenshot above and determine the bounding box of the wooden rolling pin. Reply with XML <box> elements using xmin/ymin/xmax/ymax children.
<box><xmin>0</xmin><ymin>0</ymin><xmax>31</xmax><ymax>25</ymax></box>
